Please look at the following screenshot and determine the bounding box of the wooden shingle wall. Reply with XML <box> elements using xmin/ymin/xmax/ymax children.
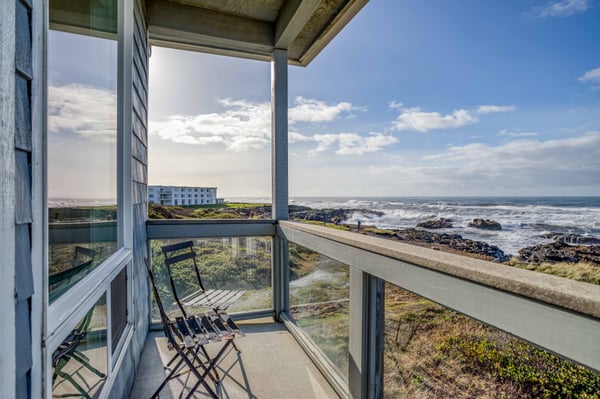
<box><xmin>14</xmin><ymin>0</ymin><xmax>34</xmax><ymax>397</ymax></box>
<box><xmin>109</xmin><ymin>1</ymin><xmax>150</xmax><ymax>396</ymax></box>
<box><xmin>131</xmin><ymin>0</ymin><xmax>150</xmax><ymax>353</ymax></box>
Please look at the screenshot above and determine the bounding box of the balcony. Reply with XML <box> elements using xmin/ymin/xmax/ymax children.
<box><xmin>127</xmin><ymin>218</ymin><xmax>600</xmax><ymax>398</ymax></box>
<box><xmin>130</xmin><ymin>319</ymin><xmax>338</xmax><ymax>398</ymax></box>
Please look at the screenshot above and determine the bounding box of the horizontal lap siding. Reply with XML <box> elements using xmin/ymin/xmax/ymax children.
<box><xmin>14</xmin><ymin>0</ymin><xmax>34</xmax><ymax>397</ymax></box>
<box><xmin>110</xmin><ymin>1</ymin><xmax>150</xmax><ymax>397</ymax></box>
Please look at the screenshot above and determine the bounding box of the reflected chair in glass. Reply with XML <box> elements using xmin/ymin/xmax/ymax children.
<box><xmin>49</xmin><ymin>246</ymin><xmax>96</xmax><ymax>302</ymax></box>
<box><xmin>145</xmin><ymin>258</ymin><xmax>244</xmax><ymax>399</ymax></box>
<box><xmin>51</xmin><ymin>308</ymin><xmax>106</xmax><ymax>399</ymax></box>
<box><xmin>161</xmin><ymin>241</ymin><xmax>245</xmax><ymax>316</ymax></box>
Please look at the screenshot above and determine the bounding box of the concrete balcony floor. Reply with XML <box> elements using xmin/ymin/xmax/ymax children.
<box><xmin>130</xmin><ymin>318</ymin><xmax>339</xmax><ymax>399</ymax></box>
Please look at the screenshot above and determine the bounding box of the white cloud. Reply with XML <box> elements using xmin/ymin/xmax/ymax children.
<box><xmin>48</xmin><ymin>84</ymin><xmax>117</xmax><ymax>142</ymax></box>
<box><xmin>367</xmin><ymin>132</ymin><xmax>600</xmax><ymax>195</ymax></box>
<box><xmin>498</xmin><ymin>129</ymin><xmax>539</xmax><ymax>137</ymax></box>
<box><xmin>392</xmin><ymin>107</ymin><xmax>477</xmax><ymax>132</ymax></box>
<box><xmin>150</xmin><ymin>98</ymin><xmax>271</xmax><ymax>151</ymax></box>
<box><xmin>390</xmin><ymin>103</ymin><xmax>515</xmax><ymax>132</ymax></box>
<box><xmin>578</xmin><ymin>67</ymin><xmax>600</xmax><ymax>88</ymax></box>
<box><xmin>150</xmin><ymin>96</ymin><xmax>365</xmax><ymax>151</ymax></box>
<box><xmin>288</xmin><ymin>132</ymin><xmax>312</xmax><ymax>143</ymax></box>
<box><xmin>532</xmin><ymin>0</ymin><xmax>591</xmax><ymax>17</ymax></box>
<box><xmin>476</xmin><ymin>105</ymin><xmax>516</xmax><ymax>114</ymax></box>
<box><xmin>311</xmin><ymin>133</ymin><xmax>398</xmax><ymax>155</ymax></box>
<box><xmin>289</xmin><ymin>97</ymin><xmax>363</xmax><ymax>122</ymax></box>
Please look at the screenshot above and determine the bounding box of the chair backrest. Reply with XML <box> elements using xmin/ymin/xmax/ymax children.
<box><xmin>161</xmin><ymin>241</ymin><xmax>206</xmax><ymax>317</ymax></box>
<box><xmin>51</xmin><ymin>308</ymin><xmax>94</xmax><ymax>365</ymax></box>
<box><xmin>143</xmin><ymin>258</ymin><xmax>181</xmax><ymax>346</ymax></box>
<box><xmin>74</xmin><ymin>246</ymin><xmax>95</xmax><ymax>262</ymax></box>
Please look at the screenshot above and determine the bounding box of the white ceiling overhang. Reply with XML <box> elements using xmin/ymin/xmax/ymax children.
<box><xmin>145</xmin><ymin>0</ymin><xmax>368</xmax><ymax>66</ymax></box>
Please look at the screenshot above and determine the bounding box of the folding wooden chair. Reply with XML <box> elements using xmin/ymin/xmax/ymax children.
<box><xmin>161</xmin><ymin>241</ymin><xmax>245</xmax><ymax>317</ymax></box>
<box><xmin>144</xmin><ymin>258</ymin><xmax>244</xmax><ymax>399</ymax></box>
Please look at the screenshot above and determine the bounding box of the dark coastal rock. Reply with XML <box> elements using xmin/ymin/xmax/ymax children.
<box><xmin>540</xmin><ymin>233</ymin><xmax>600</xmax><ymax>246</ymax></box>
<box><xmin>416</xmin><ymin>218</ymin><xmax>453</xmax><ymax>229</ymax></box>
<box><xmin>468</xmin><ymin>218</ymin><xmax>502</xmax><ymax>231</ymax></box>
<box><xmin>289</xmin><ymin>207</ymin><xmax>383</xmax><ymax>224</ymax></box>
<box><xmin>398</xmin><ymin>228</ymin><xmax>509</xmax><ymax>262</ymax></box>
<box><xmin>517</xmin><ymin>241</ymin><xmax>600</xmax><ymax>265</ymax></box>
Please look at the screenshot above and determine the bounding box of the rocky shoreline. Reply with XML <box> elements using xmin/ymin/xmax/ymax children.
<box><xmin>148</xmin><ymin>203</ymin><xmax>600</xmax><ymax>266</ymax></box>
<box><xmin>289</xmin><ymin>209</ymin><xmax>600</xmax><ymax>266</ymax></box>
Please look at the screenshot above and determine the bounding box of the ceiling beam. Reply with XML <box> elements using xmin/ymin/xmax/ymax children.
<box><xmin>300</xmin><ymin>0</ymin><xmax>368</xmax><ymax>66</ymax></box>
<box><xmin>274</xmin><ymin>0</ymin><xmax>320</xmax><ymax>49</ymax></box>
<box><xmin>147</xmin><ymin>0</ymin><xmax>274</xmax><ymax>56</ymax></box>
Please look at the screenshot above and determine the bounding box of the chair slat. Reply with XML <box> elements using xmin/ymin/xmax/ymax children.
<box><xmin>187</xmin><ymin>289</ymin><xmax>245</xmax><ymax>309</ymax></box>
<box><xmin>164</xmin><ymin>251</ymin><xmax>195</xmax><ymax>266</ymax></box>
<box><xmin>161</xmin><ymin>240</ymin><xmax>194</xmax><ymax>253</ymax></box>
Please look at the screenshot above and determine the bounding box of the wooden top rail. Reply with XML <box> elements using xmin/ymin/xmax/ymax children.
<box><xmin>279</xmin><ymin>220</ymin><xmax>600</xmax><ymax>320</ymax></box>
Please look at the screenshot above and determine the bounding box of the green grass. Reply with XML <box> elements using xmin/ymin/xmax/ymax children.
<box><xmin>181</xmin><ymin>202</ymin><xmax>269</xmax><ymax>209</ymax></box>
<box><xmin>507</xmin><ymin>259</ymin><xmax>600</xmax><ymax>285</ymax></box>
<box><xmin>362</xmin><ymin>226</ymin><xmax>395</xmax><ymax>236</ymax></box>
<box><xmin>298</xmin><ymin>219</ymin><xmax>351</xmax><ymax>231</ymax></box>
<box><xmin>440</xmin><ymin>336</ymin><xmax>600</xmax><ymax>398</ymax></box>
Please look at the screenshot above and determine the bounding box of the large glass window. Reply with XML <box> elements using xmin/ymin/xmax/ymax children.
<box><xmin>48</xmin><ymin>0</ymin><xmax>118</xmax><ymax>302</ymax></box>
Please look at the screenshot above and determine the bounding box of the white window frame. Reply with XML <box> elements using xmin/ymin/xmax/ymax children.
<box><xmin>41</xmin><ymin>0</ymin><xmax>135</xmax><ymax>397</ymax></box>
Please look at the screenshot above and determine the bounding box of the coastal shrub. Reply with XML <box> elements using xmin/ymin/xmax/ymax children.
<box><xmin>440</xmin><ymin>335</ymin><xmax>600</xmax><ymax>398</ymax></box>
<box><xmin>298</xmin><ymin>219</ymin><xmax>351</xmax><ymax>231</ymax></box>
<box><xmin>507</xmin><ymin>259</ymin><xmax>600</xmax><ymax>285</ymax></box>
<box><xmin>362</xmin><ymin>226</ymin><xmax>395</xmax><ymax>236</ymax></box>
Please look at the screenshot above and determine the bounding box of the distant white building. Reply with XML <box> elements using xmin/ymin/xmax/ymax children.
<box><xmin>148</xmin><ymin>185</ymin><xmax>218</xmax><ymax>206</ymax></box>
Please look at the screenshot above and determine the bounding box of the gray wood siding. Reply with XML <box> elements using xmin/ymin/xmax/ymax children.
<box><xmin>0</xmin><ymin>0</ymin><xmax>17</xmax><ymax>394</ymax></box>
<box><xmin>14</xmin><ymin>0</ymin><xmax>34</xmax><ymax>397</ymax></box>
<box><xmin>109</xmin><ymin>1</ymin><xmax>150</xmax><ymax>397</ymax></box>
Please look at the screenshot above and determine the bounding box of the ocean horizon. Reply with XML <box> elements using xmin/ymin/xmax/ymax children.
<box><xmin>50</xmin><ymin>196</ymin><xmax>600</xmax><ymax>256</ymax></box>
<box><xmin>233</xmin><ymin>196</ymin><xmax>600</xmax><ymax>255</ymax></box>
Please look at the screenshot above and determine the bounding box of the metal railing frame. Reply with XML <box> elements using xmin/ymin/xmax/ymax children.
<box><xmin>147</xmin><ymin>219</ymin><xmax>600</xmax><ymax>399</ymax></box>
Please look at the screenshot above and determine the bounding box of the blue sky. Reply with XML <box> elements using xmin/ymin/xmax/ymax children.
<box><xmin>146</xmin><ymin>0</ymin><xmax>599</xmax><ymax>197</ymax></box>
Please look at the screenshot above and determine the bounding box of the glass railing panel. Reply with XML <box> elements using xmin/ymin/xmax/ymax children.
<box><xmin>384</xmin><ymin>282</ymin><xmax>600</xmax><ymax>398</ymax></box>
<box><xmin>150</xmin><ymin>237</ymin><xmax>272</xmax><ymax>321</ymax></box>
<box><xmin>289</xmin><ymin>243</ymin><xmax>350</xmax><ymax>381</ymax></box>
<box><xmin>52</xmin><ymin>294</ymin><xmax>108</xmax><ymax>398</ymax></box>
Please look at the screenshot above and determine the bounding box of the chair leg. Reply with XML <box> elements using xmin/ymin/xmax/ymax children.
<box><xmin>184</xmin><ymin>340</ymin><xmax>233</xmax><ymax>399</ymax></box>
<box><xmin>231</xmin><ymin>339</ymin><xmax>241</xmax><ymax>353</ymax></box>
<box><xmin>200</xmin><ymin>344</ymin><xmax>221</xmax><ymax>382</ymax></box>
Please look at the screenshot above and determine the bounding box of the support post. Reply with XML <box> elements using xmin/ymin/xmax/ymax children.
<box><xmin>349</xmin><ymin>270</ymin><xmax>384</xmax><ymax>398</ymax></box>
<box><xmin>271</xmin><ymin>48</ymin><xmax>289</xmax><ymax>320</ymax></box>
<box><xmin>271</xmin><ymin>48</ymin><xmax>288</xmax><ymax>221</ymax></box>
<box><xmin>118</xmin><ymin>0</ymin><xmax>133</xmax><ymax>250</ymax></box>
<box><xmin>272</xmin><ymin>235</ymin><xmax>289</xmax><ymax>320</ymax></box>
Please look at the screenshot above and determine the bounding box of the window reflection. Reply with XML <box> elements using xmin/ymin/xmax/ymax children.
<box><xmin>52</xmin><ymin>294</ymin><xmax>107</xmax><ymax>398</ymax></box>
<box><xmin>48</xmin><ymin>0</ymin><xmax>118</xmax><ymax>302</ymax></box>
<box><xmin>288</xmin><ymin>243</ymin><xmax>350</xmax><ymax>380</ymax></box>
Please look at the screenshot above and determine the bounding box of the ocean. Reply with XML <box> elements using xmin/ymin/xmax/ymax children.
<box><xmin>51</xmin><ymin>196</ymin><xmax>600</xmax><ymax>256</ymax></box>
<box><xmin>286</xmin><ymin>197</ymin><xmax>600</xmax><ymax>256</ymax></box>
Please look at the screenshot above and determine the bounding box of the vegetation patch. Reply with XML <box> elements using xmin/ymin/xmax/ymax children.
<box><xmin>507</xmin><ymin>259</ymin><xmax>600</xmax><ymax>285</ymax></box>
<box><xmin>298</xmin><ymin>219</ymin><xmax>351</xmax><ymax>231</ymax></box>
<box><xmin>362</xmin><ymin>226</ymin><xmax>395</xmax><ymax>236</ymax></box>
<box><xmin>439</xmin><ymin>336</ymin><xmax>600</xmax><ymax>398</ymax></box>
